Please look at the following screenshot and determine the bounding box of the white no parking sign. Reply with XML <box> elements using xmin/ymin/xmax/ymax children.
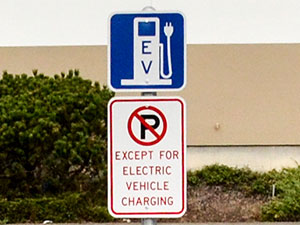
<box><xmin>108</xmin><ymin>97</ymin><xmax>186</xmax><ymax>218</ymax></box>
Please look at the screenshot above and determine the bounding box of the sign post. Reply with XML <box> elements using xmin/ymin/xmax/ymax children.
<box><xmin>107</xmin><ymin>6</ymin><xmax>186</xmax><ymax>224</ymax></box>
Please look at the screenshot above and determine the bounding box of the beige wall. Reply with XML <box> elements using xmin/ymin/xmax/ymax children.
<box><xmin>188</xmin><ymin>146</ymin><xmax>300</xmax><ymax>171</ymax></box>
<box><xmin>0</xmin><ymin>46</ymin><xmax>107</xmax><ymax>84</ymax></box>
<box><xmin>1</xmin><ymin>44</ymin><xmax>300</xmax><ymax>146</ymax></box>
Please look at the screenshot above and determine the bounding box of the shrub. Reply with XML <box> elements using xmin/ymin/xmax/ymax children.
<box><xmin>261</xmin><ymin>167</ymin><xmax>300</xmax><ymax>221</ymax></box>
<box><xmin>188</xmin><ymin>164</ymin><xmax>300</xmax><ymax>221</ymax></box>
<box><xmin>0</xmin><ymin>193</ymin><xmax>114</xmax><ymax>223</ymax></box>
<box><xmin>188</xmin><ymin>164</ymin><xmax>275</xmax><ymax>195</ymax></box>
<box><xmin>0</xmin><ymin>70</ymin><xmax>114</xmax><ymax>199</ymax></box>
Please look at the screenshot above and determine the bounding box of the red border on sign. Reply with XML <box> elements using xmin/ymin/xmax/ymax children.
<box><xmin>127</xmin><ymin>105</ymin><xmax>167</xmax><ymax>146</ymax></box>
<box><xmin>109</xmin><ymin>98</ymin><xmax>186</xmax><ymax>217</ymax></box>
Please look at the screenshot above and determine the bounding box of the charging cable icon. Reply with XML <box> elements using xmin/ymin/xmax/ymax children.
<box><xmin>160</xmin><ymin>22</ymin><xmax>173</xmax><ymax>79</ymax></box>
<box><xmin>121</xmin><ymin>17</ymin><xmax>174</xmax><ymax>86</ymax></box>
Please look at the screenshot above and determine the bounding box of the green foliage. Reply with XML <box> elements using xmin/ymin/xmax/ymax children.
<box><xmin>0</xmin><ymin>73</ymin><xmax>298</xmax><ymax>224</ymax></box>
<box><xmin>261</xmin><ymin>167</ymin><xmax>300</xmax><ymax>221</ymax></box>
<box><xmin>0</xmin><ymin>193</ymin><xmax>114</xmax><ymax>223</ymax></box>
<box><xmin>188</xmin><ymin>164</ymin><xmax>275</xmax><ymax>195</ymax></box>
<box><xmin>188</xmin><ymin>164</ymin><xmax>300</xmax><ymax>221</ymax></box>
<box><xmin>0</xmin><ymin>70</ymin><xmax>114</xmax><ymax>199</ymax></box>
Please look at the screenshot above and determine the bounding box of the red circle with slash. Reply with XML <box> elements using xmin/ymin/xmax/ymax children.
<box><xmin>127</xmin><ymin>106</ymin><xmax>167</xmax><ymax>146</ymax></box>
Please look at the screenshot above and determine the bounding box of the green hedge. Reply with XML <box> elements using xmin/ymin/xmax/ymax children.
<box><xmin>261</xmin><ymin>167</ymin><xmax>300</xmax><ymax>221</ymax></box>
<box><xmin>0</xmin><ymin>70</ymin><xmax>114</xmax><ymax>199</ymax></box>
<box><xmin>187</xmin><ymin>164</ymin><xmax>276</xmax><ymax>195</ymax></box>
<box><xmin>0</xmin><ymin>70</ymin><xmax>299</xmax><ymax>222</ymax></box>
<box><xmin>0</xmin><ymin>193</ymin><xmax>113</xmax><ymax>223</ymax></box>
<box><xmin>188</xmin><ymin>165</ymin><xmax>300</xmax><ymax>221</ymax></box>
<box><xmin>1</xmin><ymin>163</ymin><xmax>299</xmax><ymax>222</ymax></box>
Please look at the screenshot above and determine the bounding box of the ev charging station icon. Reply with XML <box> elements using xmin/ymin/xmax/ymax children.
<box><xmin>108</xmin><ymin>12</ymin><xmax>186</xmax><ymax>91</ymax></box>
<box><xmin>121</xmin><ymin>17</ymin><xmax>174</xmax><ymax>86</ymax></box>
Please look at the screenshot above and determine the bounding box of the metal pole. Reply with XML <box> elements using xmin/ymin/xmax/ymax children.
<box><xmin>141</xmin><ymin>218</ymin><xmax>157</xmax><ymax>225</ymax></box>
<box><xmin>142</xmin><ymin>92</ymin><xmax>157</xmax><ymax>96</ymax></box>
<box><xmin>141</xmin><ymin>5</ymin><xmax>157</xmax><ymax>225</ymax></box>
<box><xmin>141</xmin><ymin>90</ymin><xmax>157</xmax><ymax>225</ymax></box>
<box><xmin>142</xmin><ymin>5</ymin><xmax>156</xmax><ymax>11</ymax></box>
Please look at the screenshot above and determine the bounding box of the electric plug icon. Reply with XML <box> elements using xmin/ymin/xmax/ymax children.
<box><xmin>160</xmin><ymin>22</ymin><xmax>174</xmax><ymax>79</ymax></box>
<box><xmin>164</xmin><ymin>22</ymin><xmax>174</xmax><ymax>37</ymax></box>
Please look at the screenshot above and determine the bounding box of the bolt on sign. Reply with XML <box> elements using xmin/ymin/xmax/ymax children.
<box><xmin>108</xmin><ymin>97</ymin><xmax>186</xmax><ymax>218</ymax></box>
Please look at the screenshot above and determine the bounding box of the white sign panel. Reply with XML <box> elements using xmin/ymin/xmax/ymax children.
<box><xmin>108</xmin><ymin>97</ymin><xmax>186</xmax><ymax>218</ymax></box>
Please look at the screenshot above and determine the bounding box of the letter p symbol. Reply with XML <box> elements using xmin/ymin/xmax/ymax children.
<box><xmin>140</xmin><ymin>114</ymin><xmax>160</xmax><ymax>139</ymax></box>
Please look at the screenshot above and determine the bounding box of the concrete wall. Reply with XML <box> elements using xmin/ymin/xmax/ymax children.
<box><xmin>1</xmin><ymin>44</ymin><xmax>300</xmax><ymax>170</ymax></box>
<box><xmin>2</xmin><ymin>44</ymin><xmax>300</xmax><ymax>146</ymax></box>
<box><xmin>167</xmin><ymin>44</ymin><xmax>300</xmax><ymax>146</ymax></box>
<box><xmin>187</xmin><ymin>146</ymin><xmax>300</xmax><ymax>172</ymax></box>
<box><xmin>0</xmin><ymin>46</ymin><xmax>107</xmax><ymax>84</ymax></box>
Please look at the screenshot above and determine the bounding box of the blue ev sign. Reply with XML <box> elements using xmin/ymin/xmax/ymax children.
<box><xmin>108</xmin><ymin>12</ymin><xmax>186</xmax><ymax>92</ymax></box>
